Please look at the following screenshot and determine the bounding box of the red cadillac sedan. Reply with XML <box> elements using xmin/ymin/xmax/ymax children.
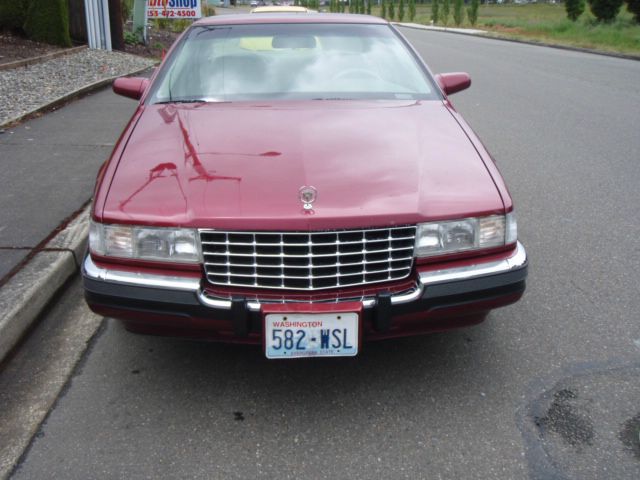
<box><xmin>83</xmin><ymin>14</ymin><xmax>527</xmax><ymax>359</ymax></box>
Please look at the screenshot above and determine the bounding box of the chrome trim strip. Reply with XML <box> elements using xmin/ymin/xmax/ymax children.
<box><xmin>83</xmin><ymin>255</ymin><xmax>201</xmax><ymax>291</ymax></box>
<box><xmin>418</xmin><ymin>242</ymin><xmax>527</xmax><ymax>286</ymax></box>
<box><xmin>197</xmin><ymin>283</ymin><xmax>424</xmax><ymax>311</ymax></box>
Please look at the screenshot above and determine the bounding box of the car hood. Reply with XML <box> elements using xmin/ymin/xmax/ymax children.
<box><xmin>102</xmin><ymin>100</ymin><xmax>504</xmax><ymax>230</ymax></box>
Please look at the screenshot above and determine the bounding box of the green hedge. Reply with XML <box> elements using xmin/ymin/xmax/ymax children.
<box><xmin>0</xmin><ymin>0</ymin><xmax>71</xmax><ymax>47</ymax></box>
<box><xmin>0</xmin><ymin>0</ymin><xmax>29</xmax><ymax>29</ymax></box>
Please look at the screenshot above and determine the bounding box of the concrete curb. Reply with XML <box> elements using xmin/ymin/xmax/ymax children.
<box><xmin>0</xmin><ymin>46</ymin><xmax>88</xmax><ymax>72</ymax></box>
<box><xmin>395</xmin><ymin>22</ymin><xmax>640</xmax><ymax>62</ymax></box>
<box><xmin>0</xmin><ymin>205</ymin><xmax>91</xmax><ymax>365</ymax></box>
<box><xmin>0</xmin><ymin>63</ymin><xmax>155</xmax><ymax>129</ymax></box>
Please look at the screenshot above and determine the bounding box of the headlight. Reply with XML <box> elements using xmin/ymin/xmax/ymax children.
<box><xmin>415</xmin><ymin>213</ymin><xmax>517</xmax><ymax>258</ymax></box>
<box><xmin>89</xmin><ymin>221</ymin><xmax>200</xmax><ymax>263</ymax></box>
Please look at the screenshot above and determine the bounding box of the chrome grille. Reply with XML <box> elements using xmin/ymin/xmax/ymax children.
<box><xmin>199</xmin><ymin>226</ymin><xmax>417</xmax><ymax>290</ymax></box>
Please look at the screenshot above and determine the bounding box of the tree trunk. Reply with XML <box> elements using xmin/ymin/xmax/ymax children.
<box><xmin>68</xmin><ymin>0</ymin><xmax>87</xmax><ymax>43</ymax></box>
<box><xmin>108</xmin><ymin>0</ymin><xmax>124</xmax><ymax>50</ymax></box>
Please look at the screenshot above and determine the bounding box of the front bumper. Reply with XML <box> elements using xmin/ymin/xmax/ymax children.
<box><xmin>83</xmin><ymin>242</ymin><xmax>528</xmax><ymax>341</ymax></box>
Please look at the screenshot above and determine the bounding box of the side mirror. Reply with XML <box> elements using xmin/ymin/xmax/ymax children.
<box><xmin>434</xmin><ymin>72</ymin><xmax>471</xmax><ymax>96</ymax></box>
<box><xmin>113</xmin><ymin>76</ymin><xmax>150</xmax><ymax>100</ymax></box>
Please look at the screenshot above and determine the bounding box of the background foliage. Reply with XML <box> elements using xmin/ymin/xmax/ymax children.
<box><xmin>0</xmin><ymin>0</ymin><xmax>71</xmax><ymax>46</ymax></box>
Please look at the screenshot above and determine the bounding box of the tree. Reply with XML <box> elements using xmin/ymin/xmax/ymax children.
<box><xmin>381</xmin><ymin>0</ymin><xmax>387</xmax><ymax>18</ymax></box>
<box><xmin>431</xmin><ymin>0</ymin><xmax>440</xmax><ymax>24</ymax></box>
<box><xmin>409</xmin><ymin>0</ymin><xmax>416</xmax><ymax>21</ymax></box>
<box><xmin>367</xmin><ymin>0</ymin><xmax>372</xmax><ymax>14</ymax></box>
<box><xmin>453</xmin><ymin>0</ymin><xmax>464</xmax><ymax>25</ymax></box>
<box><xmin>467</xmin><ymin>0</ymin><xmax>479</xmax><ymax>26</ymax></box>
<box><xmin>389</xmin><ymin>0</ymin><xmax>395</xmax><ymax>20</ymax></box>
<box><xmin>626</xmin><ymin>0</ymin><xmax>640</xmax><ymax>22</ymax></box>
<box><xmin>565</xmin><ymin>0</ymin><xmax>585</xmax><ymax>20</ymax></box>
<box><xmin>442</xmin><ymin>0</ymin><xmax>450</xmax><ymax>26</ymax></box>
<box><xmin>399</xmin><ymin>0</ymin><xmax>405</xmax><ymax>21</ymax></box>
<box><xmin>588</xmin><ymin>0</ymin><xmax>624</xmax><ymax>21</ymax></box>
<box><xmin>108</xmin><ymin>0</ymin><xmax>125</xmax><ymax>51</ymax></box>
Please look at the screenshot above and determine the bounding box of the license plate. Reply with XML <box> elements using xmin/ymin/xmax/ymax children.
<box><xmin>264</xmin><ymin>312</ymin><xmax>359</xmax><ymax>359</ymax></box>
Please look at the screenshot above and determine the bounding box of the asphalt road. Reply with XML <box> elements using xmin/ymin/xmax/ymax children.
<box><xmin>6</xmin><ymin>30</ymin><xmax>640</xmax><ymax>479</ymax></box>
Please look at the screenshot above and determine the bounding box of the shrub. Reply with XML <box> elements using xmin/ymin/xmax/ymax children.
<box><xmin>588</xmin><ymin>0</ymin><xmax>624</xmax><ymax>21</ymax></box>
<box><xmin>23</xmin><ymin>0</ymin><xmax>72</xmax><ymax>46</ymax></box>
<box><xmin>565</xmin><ymin>0</ymin><xmax>585</xmax><ymax>20</ymax></box>
<box><xmin>626</xmin><ymin>0</ymin><xmax>640</xmax><ymax>22</ymax></box>
<box><xmin>398</xmin><ymin>0</ymin><xmax>405</xmax><ymax>21</ymax></box>
<box><xmin>0</xmin><ymin>0</ymin><xmax>29</xmax><ymax>30</ymax></box>
<box><xmin>122</xmin><ymin>0</ymin><xmax>134</xmax><ymax>22</ymax></box>
<box><xmin>442</xmin><ymin>0</ymin><xmax>450</xmax><ymax>26</ymax></box>
<box><xmin>367</xmin><ymin>0</ymin><xmax>372</xmax><ymax>15</ymax></box>
<box><xmin>124</xmin><ymin>30</ymin><xmax>138</xmax><ymax>45</ymax></box>
<box><xmin>389</xmin><ymin>0</ymin><xmax>395</xmax><ymax>20</ymax></box>
<box><xmin>381</xmin><ymin>0</ymin><xmax>387</xmax><ymax>18</ymax></box>
<box><xmin>453</xmin><ymin>0</ymin><xmax>464</xmax><ymax>26</ymax></box>
<box><xmin>202</xmin><ymin>3</ymin><xmax>216</xmax><ymax>16</ymax></box>
<box><xmin>431</xmin><ymin>0</ymin><xmax>439</xmax><ymax>24</ymax></box>
<box><xmin>467</xmin><ymin>0</ymin><xmax>479</xmax><ymax>26</ymax></box>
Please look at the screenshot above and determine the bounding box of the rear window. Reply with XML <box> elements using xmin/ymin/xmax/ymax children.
<box><xmin>148</xmin><ymin>23</ymin><xmax>439</xmax><ymax>103</ymax></box>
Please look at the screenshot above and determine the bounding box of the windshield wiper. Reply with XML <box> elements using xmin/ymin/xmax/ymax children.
<box><xmin>312</xmin><ymin>97</ymin><xmax>355</xmax><ymax>101</ymax></box>
<box><xmin>154</xmin><ymin>99</ymin><xmax>209</xmax><ymax>105</ymax></box>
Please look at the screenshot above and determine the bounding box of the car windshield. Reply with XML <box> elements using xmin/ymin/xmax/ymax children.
<box><xmin>149</xmin><ymin>22</ymin><xmax>438</xmax><ymax>103</ymax></box>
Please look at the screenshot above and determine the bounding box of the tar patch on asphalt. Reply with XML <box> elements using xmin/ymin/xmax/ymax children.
<box><xmin>233</xmin><ymin>411</ymin><xmax>245</xmax><ymax>422</ymax></box>
<box><xmin>619</xmin><ymin>413</ymin><xmax>640</xmax><ymax>460</ymax></box>
<box><xmin>520</xmin><ymin>364</ymin><xmax>640</xmax><ymax>480</ymax></box>
<box><xmin>535</xmin><ymin>389</ymin><xmax>594</xmax><ymax>450</ymax></box>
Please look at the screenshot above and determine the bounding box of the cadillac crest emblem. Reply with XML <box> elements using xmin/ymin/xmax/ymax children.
<box><xmin>299</xmin><ymin>186</ymin><xmax>317</xmax><ymax>210</ymax></box>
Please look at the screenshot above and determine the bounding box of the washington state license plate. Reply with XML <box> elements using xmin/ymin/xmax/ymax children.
<box><xmin>264</xmin><ymin>312</ymin><xmax>359</xmax><ymax>359</ymax></box>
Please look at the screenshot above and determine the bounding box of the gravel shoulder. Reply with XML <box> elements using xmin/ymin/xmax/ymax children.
<box><xmin>0</xmin><ymin>48</ymin><xmax>155</xmax><ymax>126</ymax></box>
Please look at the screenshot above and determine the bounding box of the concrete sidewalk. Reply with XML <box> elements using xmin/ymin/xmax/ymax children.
<box><xmin>0</xmin><ymin>86</ymin><xmax>139</xmax><ymax>362</ymax></box>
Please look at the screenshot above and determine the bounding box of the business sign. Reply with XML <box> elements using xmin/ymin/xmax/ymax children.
<box><xmin>147</xmin><ymin>0</ymin><xmax>202</xmax><ymax>19</ymax></box>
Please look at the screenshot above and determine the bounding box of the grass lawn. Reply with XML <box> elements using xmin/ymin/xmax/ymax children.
<box><xmin>374</xmin><ymin>3</ymin><xmax>640</xmax><ymax>56</ymax></box>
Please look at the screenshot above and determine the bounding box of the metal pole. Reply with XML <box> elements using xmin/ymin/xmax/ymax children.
<box><xmin>84</xmin><ymin>0</ymin><xmax>96</xmax><ymax>49</ymax></box>
<box><xmin>100</xmin><ymin>0</ymin><xmax>113</xmax><ymax>51</ymax></box>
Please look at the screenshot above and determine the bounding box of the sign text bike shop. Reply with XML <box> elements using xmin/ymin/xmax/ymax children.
<box><xmin>147</xmin><ymin>0</ymin><xmax>202</xmax><ymax>18</ymax></box>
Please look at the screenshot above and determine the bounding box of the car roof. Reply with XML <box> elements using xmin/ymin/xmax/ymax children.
<box><xmin>193</xmin><ymin>13</ymin><xmax>388</xmax><ymax>26</ymax></box>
